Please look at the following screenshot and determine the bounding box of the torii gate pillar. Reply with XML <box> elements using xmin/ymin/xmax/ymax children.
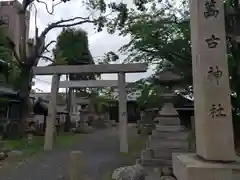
<box><xmin>118</xmin><ymin>72</ymin><xmax>128</xmax><ymax>153</ymax></box>
<box><xmin>44</xmin><ymin>74</ymin><xmax>60</xmax><ymax>150</ymax></box>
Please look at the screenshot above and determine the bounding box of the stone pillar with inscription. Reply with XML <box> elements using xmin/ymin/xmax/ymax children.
<box><xmin>173</xmin><ymin>1</ymin><xmax>239</xmax><ymax>180</ymax></box>
<box><xmin>44</xmin><ymin>74</ymin><xmax>60</xmax><ymax>150</ymax></box>
<box><xmin>118</xmin><ymin>72</ymin><xmax>128</xmax><ymax>153</ymax></box>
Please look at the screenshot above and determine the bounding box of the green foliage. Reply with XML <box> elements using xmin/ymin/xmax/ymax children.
<box><xmin>92</xmin><ymin>95</ymin><xmax>110</xmax><ymax>114</ymax></box>
<box><xmin>0</xmin><ymin>26</ymin><xmax>20</xmax><ymax>88</ymax></box>
<box><xmin>0</xmin><ymin>27</ymin><xmax>12</xmax><ymax>63</ymax></box>
<box><xmin>98</xmin><ymin>51</ymin><xmax>119</xmax><ymax>64</ymax></box>
<box><xmin>116</xmin><ymin>1</ymin><xmax>191</xmax><ymax>80</ymax></box>
<box><xmin>53</xmin><ymin>28</ymin><xmax>94</xmax><ymax>65</ymax></box>
<box><xmin>53</xmin><ymin>28</ymin><xmax>96</xmax><ymax>81</ymax></box>
<box><xmin>110</xmin><ymin>0</ymin><xmax>240</xmax><ymax>135</ymax></box>
<box><xmin>136</xmin><ymin>81</ymin><xmax>163</xmax><ymax>109</ymax></box>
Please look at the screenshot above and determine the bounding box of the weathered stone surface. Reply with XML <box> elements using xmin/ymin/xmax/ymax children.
<box><xmin>158</xmin><ymin>102</ymin><xmax>179</xmax><ymax>117</ymax></box>
<box><xmin>189</xmin><ymin>0</ymin><xmax>235</xmax><ymax>161</ymax></box>
<box><xmin>69</xmin><ymin>151</ymin><xmax>85</xmax><ymax>180</ymax></box>
<box><xmin>144</xmin><ymin>167</ymin><xmax>161</xmax><ymax>180</ymax></box>
<box><xmin>147</xmin><ymin>140</ymin><xmax>188</xmax><ymax>149</ymax></box>
<box><xmin>140</xmin><ymin>158</ymin><xmax>173</xmax><ymax>167</ymax></box>
<box><xmin>149</xmin><ymin>132</ymin><xmax>188</xmax><ymax>141</ymax></box>
<box><xmin>141</xmin><ymin>149</ymin><xmax>154</xmax><ymax>161</ymax></box>
<box><xmin>112</xmin><ymin>164</ymin><xmax>147</xmax><ymax>180</ymax></box>
<box><xmin>158</xmin><ymin>117</ymin><xmax>180</xmax><ymax>126</ymax></box>
<box><xmin>160</xmin><ymin>176</ymin><xmax>176</xmax><ymax>180</ymax></box>
<box><xmin>173</xmin><ymin>154</ymin><xmax>240</xmax><ymax>180</ymax></box>
<box><xmin>154</xmin><ymin>125</ymin><xmax>185</xmax><ymax>132</ymax></box>
<box><xmin>151</xmin><ymin>148</ymin><xmax>191</xmax><ymax>159</ymax></box>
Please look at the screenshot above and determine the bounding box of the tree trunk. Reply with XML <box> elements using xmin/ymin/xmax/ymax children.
<box><xmin>18</xmin><ymin>65</ymin><xmax>33</xmax><ymax>136</ymax></box>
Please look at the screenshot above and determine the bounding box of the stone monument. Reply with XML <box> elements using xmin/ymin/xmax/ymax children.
<box><xmin>173</xmin><ymin>1</ymin><xmax>240</xmax><ymax>180</ymax></box>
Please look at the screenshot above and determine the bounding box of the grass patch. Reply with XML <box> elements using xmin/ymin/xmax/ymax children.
<box><xmin>0</xmin><ymin>133</ymin><xmax>81</xmax><ymax>174</ymax></box>
<box><xmin>2</xmin><ymin>133</ymin><xmax>79</xmax><ymax>156</ymax></box>
<box><xmin>55</xmin><ymin>133</ymin><xmax>80</xmax><ymax>149</ymax></box>
<box><xmin>3</xmin><ymin>136</ymin><xmax>44</xmax><ymax>156</ymax></box>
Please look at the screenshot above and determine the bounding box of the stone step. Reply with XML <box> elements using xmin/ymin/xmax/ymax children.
<box><xmin>153</xmin><ymin>127</ymin><xmax>188</xmax><ymax>132</ymax></box>
<box><xmin>140</xmin><ymin>158</ymin><xmax>173</xmax><ymax>167</ymax></box>
<box><xmin>157</xmin><ymin>117</ymin><xmax>181</xmax><ymax>126</ymax></box>
<box><xmin>147</xmin><ymin>140</ymin><xmax>189</xmax><ymax>149</ymax></box>
<box><xmin>152</xmin><ymin>148</ymin><xmax>192</xmax><ymax>159</ymax></box>
<box><xmin>154</xmin><ymin>129</ymin><xmax>184</xmax><ymax>134</ymax></box>
<box><xmin>149</xmin><ymin>133</ymin><xmax>188</xmax><ymax>141</ymax></box>
<box><xmin>140</xmin><ymin>148</ymin><xmax>191</xmax><ymax>161</ymax></box>
<box><xmin>155</xmin><ymin>125</ymin><xmax>183</xmax><ymax>130</ymax></box>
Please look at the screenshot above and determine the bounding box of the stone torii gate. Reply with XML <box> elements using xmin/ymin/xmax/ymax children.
<box><xmin>59</xmin><ymin>79</ymin><xmax>130</xmax><ymax>152</ymax></box>
<box><xmin>32</xmin><ymin>63</ymin><xmax>147</xmax><ymax>152</ymax></box>
<box><xmin>60</xmin><ymin>80</ymin><xmax>122</xmax><ymax>115</ymax></box>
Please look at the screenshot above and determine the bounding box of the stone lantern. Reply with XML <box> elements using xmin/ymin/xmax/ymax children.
<box><xmin>26</xmin><ymin>120</ymin><xmax>35</xmax><ymax>146</ymax></box>
<box><xmin>154</xmin><ymin>68</ymin><xmax>183</xmax><ymax>125</ymax></box>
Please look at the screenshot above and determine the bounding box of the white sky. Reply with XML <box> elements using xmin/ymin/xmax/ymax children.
<box><xmin>16</xmin><ymin>0</ymin><xmax>155</xmax><ymax>92</ymax></box>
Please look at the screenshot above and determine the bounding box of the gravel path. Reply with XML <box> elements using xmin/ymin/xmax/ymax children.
<box><xmin>0</xmin><ymin>127</ymin><xmax>132</xmax><ymax>180</ymax></box>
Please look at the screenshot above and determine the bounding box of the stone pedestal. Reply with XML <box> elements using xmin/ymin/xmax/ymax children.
<box><xmin>173</xmin><ymin>154</ymin><xmax>240</xmax><ymax>180</ymax></box>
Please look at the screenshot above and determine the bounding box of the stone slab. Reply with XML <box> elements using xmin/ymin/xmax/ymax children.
<box><xmin>173</xmin><ymin>153</ymin><xmax>240</xmax><ymax>180</ymax></box>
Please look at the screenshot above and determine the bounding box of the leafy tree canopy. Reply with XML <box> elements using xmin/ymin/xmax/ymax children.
<box><xmin>53</xmin><ymin>28</ymin><xmax>94</xmax><ymax>65</ymax></box>
<box><xmin>0</xmin><ymin>26</ymin><xmax>20</xmax><ymax>88</ymax></box>
<box><xmin>53</xmin><ymin>28</ymin><xmax>96</xmax><ymax>81</ymax></box>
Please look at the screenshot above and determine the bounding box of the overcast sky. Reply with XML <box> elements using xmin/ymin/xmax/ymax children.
<box><xmin>16</xmin><ymin>0</ymin><xmax>155</xmax><ymax>92</ymax></box>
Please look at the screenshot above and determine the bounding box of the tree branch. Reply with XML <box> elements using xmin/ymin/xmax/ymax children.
<box><xmin>42</xmin><ymin>40</ymin><xmax>56</xmax><ymax>53</ymax></box>
<box><xmin>39</xmin><ymin>55</ymin><xmax>54</xmax><ymax>62</ymax></box>
<box><xmin>40</xmin><ymin>16</ymin><xmax>97</xmax><ymax>39</ymax></box>
<box><xmin>36</xmin><ymin>0</ymin><xmax>63</xmax><ymax>15</ymax></box>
